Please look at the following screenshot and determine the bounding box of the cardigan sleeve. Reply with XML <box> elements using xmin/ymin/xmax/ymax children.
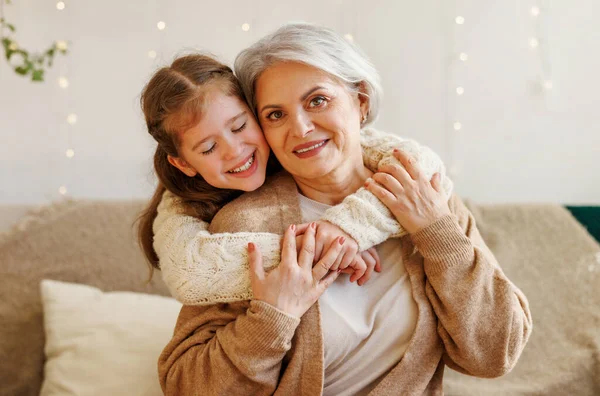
<box><xmin>410</xmin><ymin>194</ymin><xmax>533</xmax><ymax>377</ymax></box>
<box><xmin>153</xmin><ymin>190</ymin><xmax>283</xmax><ymax>305</ymax></box>
<box><xmin>158</xmin><ymin>301</ymin><xmax>300</xmax><ymax>396</ymax></box>
<box><xmin>321</xmin><ymin>127</ymin><xmax>454</xmax><ymax>251</ymax></box>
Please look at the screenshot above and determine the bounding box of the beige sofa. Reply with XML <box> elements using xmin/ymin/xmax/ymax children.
<box><xmin>1</xmin><ymin>199</ymin><xmax>599</xmax><ymax>395</ymax></box>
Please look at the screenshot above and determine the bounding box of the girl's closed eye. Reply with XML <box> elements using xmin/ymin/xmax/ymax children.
<box><xmin>202</xmin><ymin>144</ymin><xmax>216</xmax><ymax>155</ymax></box>
<box><xmin>232</xmin><ymin>122</ymin><xmax>247</xmax><ymax>133</ymax></box>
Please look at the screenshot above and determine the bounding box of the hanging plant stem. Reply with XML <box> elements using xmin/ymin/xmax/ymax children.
<box><xmin>1</xmin><ymin>0</ymin><xmax>68</xmax><ymax>82</ymax></box>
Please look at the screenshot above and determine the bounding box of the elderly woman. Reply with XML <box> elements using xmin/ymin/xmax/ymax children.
<box><xmin>158</xmin><ymin>23</ymin><xmax>532</xmax><ymax>395</ymax></box>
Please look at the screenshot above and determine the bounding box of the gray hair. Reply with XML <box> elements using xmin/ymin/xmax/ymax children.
<box><xmin>234</xmin><ymin>22</ymin><xmax>383</xmax><ymax>126</ymax></box>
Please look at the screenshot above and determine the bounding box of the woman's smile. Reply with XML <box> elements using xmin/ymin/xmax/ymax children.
<box><xmin>292</xmin><ymin>139</ymin><xmax>330</xmax><ymax>158</ymax></box>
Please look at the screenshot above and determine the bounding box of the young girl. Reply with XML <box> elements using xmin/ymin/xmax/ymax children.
<box><xmin>138</xmin><ymin>54</ymin><xmax>453</xmax><ymax>306</ymax></box>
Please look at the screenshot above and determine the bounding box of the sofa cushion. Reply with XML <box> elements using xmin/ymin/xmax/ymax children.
<box><xmin>40</xmin><ymin>280</ymin><xmax>181</xmax><ymax>396</ymax></box>
<box><xmin>0</xmin><ymin>200</ymin><xmax>169</xmax><ymax>396</ymax></box>
<box><xmin>444</xmin><ymin>202</ymin><xmax>600</xmax><ymax>395</ymax></box>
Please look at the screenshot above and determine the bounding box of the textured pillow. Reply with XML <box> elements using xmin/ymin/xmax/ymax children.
<box><xmin>40</xmin><ymin>280</ymin><xmax>181</xmax><ymax>396</ymax></box>
<box><xmin>0</xmin><ymin>200</ymin><xmax>170</xmax><ymax>396</ymax></box>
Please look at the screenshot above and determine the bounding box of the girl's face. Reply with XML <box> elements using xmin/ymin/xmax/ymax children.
<box><xmin>168</xmin><ymin>88</ymin><xmax>270</xmax><ymax>192</ymax></box>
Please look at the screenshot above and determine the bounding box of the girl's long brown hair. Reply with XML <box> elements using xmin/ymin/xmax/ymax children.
<box><xmin>137</xmin><ymin>54</ymin><xmax>279</xmax><ymax>279</ymax></box>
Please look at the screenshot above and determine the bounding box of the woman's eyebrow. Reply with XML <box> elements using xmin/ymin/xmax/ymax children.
<box><xmin>259</xmin><ymin>86</ymin><xmax>326</xmax><ymax>114</ymax></box>
<box><xmin>300</xmin><ymin>86</ymin><xmax>325</xmax><ymax>101</ymax></box>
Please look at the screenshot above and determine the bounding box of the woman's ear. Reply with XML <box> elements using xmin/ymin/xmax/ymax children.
<box><xmin>167</xmin><ymin>155</ymin><xmax>197</xmax><ymax>177</ymax></box>
<box><xmin>356</xmin><ymin>81</ymin><xmax>370</xmax><ymax>121</ymax></box>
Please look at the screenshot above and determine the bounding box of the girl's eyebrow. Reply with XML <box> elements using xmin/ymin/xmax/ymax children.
<box><xmin>227</xmin><ymin>111</ymin><xmax>247</xmax><ymax>125</ymax></box>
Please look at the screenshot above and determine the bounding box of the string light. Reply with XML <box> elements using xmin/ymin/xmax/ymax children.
<box><xmin>543</xmin><ymin>80</ymin><xmax>553</xmax><ymax>90</ymax></box>
<box><xmin>157</xmin><ymin>21</ymin><xmax>166</xmax><ymax>30</ymax></box>
<box><xmin>453</xmin><ymin>122</ymin><xmax>462</xmax><ymax>131</ymax></box>
<box><xmin>147</xmin><ymin>50</ymin><xmax>157</xmax><ymax>59</ymax></box>
<box><xmin>58</xmin><ymin>77</ymin><xmax>69</xmax><ymax>89</ymax></box>
<box><xmin>241</xmin><ymin>23</ymin><xmax>250</xmax><ymax>31</ymax></box>
<box><xmin>56</xmin><ymin>1</ymin><xmax>65</xmax><ymax>11</ymax></box>
<box><xmin>58</xmin><ymin>186</ymin><xmax>67</xmax><ymax>195</ymax></box>
<box><xmin>66</xmin><ymin>113</ymin><xmax>77</xmax><ymax>125</ymax></box>
<box><xmin>531</xmin><ymin>6</ymin><xmax>540</xmax><ymax>17</ymax></box>
<box><xmin>529</xmin><ymin>37</ymin><xmax>539</xmax><ymax>48</ymax></box>
<box><xmin>455</xmin><ymin>16</ymin><xmax>465</xmax><ymax>25</ymax></box>
<box><xmin>459</xmin><ymin>52</ymin><xmax>468</xmax><ymax>61</ymax></box>
<box><xmin>55</xmin><ymin>40</ymin><xmax>68</xmax><ymax>51</ymax></box>
<box><xmin>344</xmin><ymin>33</ymin><xmax>354</xmax><ymax>42</ymax></box>
<box><xmin>65</xmin><ymin>149</ymin><xmax>74</xmax><ymax>158</ymax></box>
<box><xmin>456</xmin><ymin>86</ymin><xmax>464</xmax><ymax>95</ymax></box>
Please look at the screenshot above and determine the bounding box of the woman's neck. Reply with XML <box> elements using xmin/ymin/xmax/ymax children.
<box><xmin>294</xmin><ymin>163</ymin><xmax>373</xmax><ymax>206</ymax></box>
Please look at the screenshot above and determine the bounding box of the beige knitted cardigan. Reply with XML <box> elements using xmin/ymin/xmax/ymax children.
<box><xmin>158</xmin><ymin>172</ymin><xmax>532</xmax><ymax>396</ymax></box>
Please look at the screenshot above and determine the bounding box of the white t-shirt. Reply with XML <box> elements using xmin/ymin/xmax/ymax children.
<box><xmin>299</xmin><ymin>194</ymin><xmax>418</xmax><ymax>396</ymax></box>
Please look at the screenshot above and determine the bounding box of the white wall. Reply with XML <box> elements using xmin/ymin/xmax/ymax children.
<box><xmin>1</xmin><ymin>0</ymin><xmax>598</xmax><ymax>205</ymax></box>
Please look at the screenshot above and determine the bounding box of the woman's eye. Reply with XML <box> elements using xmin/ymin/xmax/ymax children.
<box><xmin>232</xmin><ymin>122</ymin><xmax>247</xmax><ymax>133</ymax></box>
<box><xmin>202</xmin><ymin>144</ymin><xmax>216</xmax><ymax>155</ymax></box>
<box><xmin>267</xmin><ymin>110</ymin><xmax>283</xmax><ymax>120</ymax></box>
<box><xmin>309</xmin><ymin>96</ymin><xmax>326</xmax><ymax>107</ymax></box>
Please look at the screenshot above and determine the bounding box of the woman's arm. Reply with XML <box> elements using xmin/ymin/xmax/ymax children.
<box><xmin>159</xmin><ymin>301</ymin><xmax>298</xmax><ymax>396</ymax></box>
<box><xmin>365</xmin><ymin>150</ymin><xmax>532</xmax><ymax>377</ymax></box>
<box><xmin>320</xmin><ymin>127</ymin><xmax>453</xmax><ymax>251</ymax></box>
<box><xmin>159</xmin><ymin>223</ymin><xmax>342</xmax><ymax>395</ymax></box>
<box><xmin>413</xmin><ymin>195</ymin><xmax>532</xmax><ymax>377</ymax></box>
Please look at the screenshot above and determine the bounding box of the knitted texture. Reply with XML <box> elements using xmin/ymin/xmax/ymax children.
<box><xmin>323</xmin><ymin>128</ymin><xmax>453</xmax><ymax>250</ymax></box>
<box><xmin>153</xmin><ymin>128</ymin><xmax>453</xmax><ymax>305</ymax></box>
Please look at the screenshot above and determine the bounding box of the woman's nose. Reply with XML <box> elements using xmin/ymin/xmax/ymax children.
<box><xmin>290</xmin><ymin>110</ymin><xmax>314</xmax><ymax>138</ymax></box>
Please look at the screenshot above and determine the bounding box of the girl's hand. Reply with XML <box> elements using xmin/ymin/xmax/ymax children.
<box><xmin>248</xmin><ymin>222</ymin><xmax>344</xmax><ymax>318</ymax></box>
<box><xmin>296</xmin><ymin>220</ymin><xmax>382</xmax><ymax>285</ymax></box>
<box><xmin>365</xmin><ymin>149</ymin><xmax>451</xmax><ymax>234</ymax></box>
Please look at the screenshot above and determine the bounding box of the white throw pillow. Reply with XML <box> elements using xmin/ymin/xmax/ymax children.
<box><xmin>40</xmin><ymin>279</ymin><xmax>182</xmax><ymax>396</ymax></box>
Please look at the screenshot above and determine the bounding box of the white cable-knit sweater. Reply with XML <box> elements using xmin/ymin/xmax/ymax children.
<box><xmin>152</xmin><ymin>128</ymin><xmax>453</xmax><ymax>305</ymax></box>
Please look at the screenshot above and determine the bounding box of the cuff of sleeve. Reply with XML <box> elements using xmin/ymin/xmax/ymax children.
<box><xmin>321</xmin><ymin>188</ymin><xmax>406</xmax><ymax>251</ymax></box>
<box><xmin>410</xmin><ymin>214</ymin><xmax>474</xmax><ymax>274</ymax></box>
<box><xmin>245</xmin><ymin>300</ymin><xmax>301</xmax><ymax>352</ymax></box>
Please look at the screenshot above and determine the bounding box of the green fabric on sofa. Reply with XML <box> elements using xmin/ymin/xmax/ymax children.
<box><xmin>565</xmin><ymin>206</ymin><xmax>600</xmax><ymax>244</ymax></box>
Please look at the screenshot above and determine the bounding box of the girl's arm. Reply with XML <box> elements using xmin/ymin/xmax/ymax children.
<box><xmin>320</xmin><ymin>127</ymin><xmax>453</xmax><ymax>251</ymax></box>
<box><xmin>153</xmin><ymin>190</ymin><xmax>283</xmax><ymax>305</ymax></box>
<box><xmin>154</xmin><ymin>129</ymin><xmax>452</xmax><ymax>305</ymax></box>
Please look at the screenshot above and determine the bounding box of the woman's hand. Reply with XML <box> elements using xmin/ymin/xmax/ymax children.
<box><xmin>248</xmin><ymin>222</ymin><xmax>344</xmax><ymax>318</ymax></box>
<box><xmin>365</xmin><ymin>149</ymin><xmax>451</xmax><ymax>234</ymax></box>
<box><xmin>296</xmin><ymin>220</ymin><xmax>381</xmax><ymax>285</ymax></box>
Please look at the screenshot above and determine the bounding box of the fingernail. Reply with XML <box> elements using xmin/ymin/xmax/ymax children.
<box><xmin>393</xmin><ymin>148</ymin><xmax>399</xmax><ymax>153</ymax></box>
<box><xmin>364</xmin><ymin>179</ymin><xmax>370</xmax><ymax>187</ymax></box>
<box><xmin>290</xmin><ymin>224</ymin><xmax>296</xmax><ymax>231</ymax></box>
<box><xmin>337</xmin><ymin>269</ymin><xmax>342</xmax><ymax>273</ymax></box>
<box><xmin>311</xmin><ymin>222</ymin><xmax>316</xmax><ymax>229</ymax></box>
<box><xmin>339</xmin><ymin>236</ymin><xmax>346</xmax><ymax>245</ymax></box>
<box><xmin>248</xmin><ymin>242</ymin><xmax>255</xmax><ymax>252</ymax></box>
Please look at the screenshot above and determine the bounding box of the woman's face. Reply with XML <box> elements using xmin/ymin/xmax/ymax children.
<box><xmin>168</xmin><ymin>87</ymin><xmax>270</xmax><ymax>192</ymax></box>
<box><xmin>254</xmin><ymin>62</ymin><xmax>367</xmax><ymax>181</ymax></box>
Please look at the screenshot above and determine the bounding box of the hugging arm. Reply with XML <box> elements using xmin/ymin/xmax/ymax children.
<box><xmin>411</xmin><ymin>195</ymin><xmax>532</xmax><ymax>377</ymax></box>
<box><xmin>154</xmin><ymin>128</ymin><xmax>452</xmax><ymax>305</ymax></box>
